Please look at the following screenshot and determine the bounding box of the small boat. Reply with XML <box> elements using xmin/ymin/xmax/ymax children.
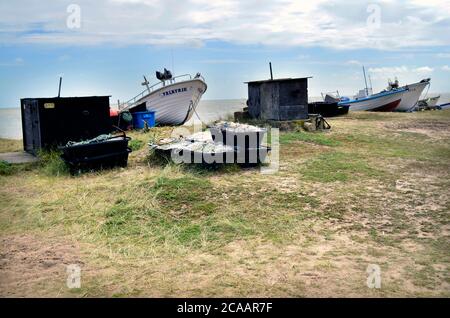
<box><xmin>338</xmin><ymin>88</ymin><xmax>406</xmax><ymax>112</ymax></box>
<box><xmin>308</xmin><ymin>93</ymin><xmax>350</xmax><ymax>117</ymax></box>
<box><xmin>437</xmin><ymin>103</ymin><xmax>450</xmax><ymax>110</ymax></box>
<box><xmin>418</xmin><ymin>95</ymin><xmax>441</xmax><ymax>109</ymax></box>
<box><xmin>120</xmin><ymin>69</ymin><xmax>207</xmax><ymax>126</ymax></box>
<box><xmin>336</xmin><ymin>66</ymin><xmax>407</xmax><ymax>112</ymax></box>
<box><xmin>341</xmin><ymin>67</ymin><xmax>430</xmax><ymax>112</ymax></box>
<box><xmin>391</xmin><ymin>78</ymin><xmax>431</xmax><ymax>112</ymax></box>
<box><xmin>309</xmin><ymin>100</ymin><xmax>349</xmax><ymax>117</ymax></box>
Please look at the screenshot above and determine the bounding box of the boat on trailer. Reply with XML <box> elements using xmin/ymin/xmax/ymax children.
<box><xmin>119</xmin><ymin>69</ymin><xmax>207</xmax><ymax>126</ymax></box>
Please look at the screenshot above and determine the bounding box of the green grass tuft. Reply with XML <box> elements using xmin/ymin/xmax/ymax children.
<box><xmin>37</xmin><ymin>150</ymin><xmax>69</xmax><ymax>176</ymax></box>
<box><xmin>152</xmin><ymin>176</ymin><xmax>216</xmax><ymax>217</ymax></box>
<box><xmin>0</xmin><ymin>160</ymin><xmax>14</xmax><ymax>175</ymax></box>
<box><xmin>128</xmin><ymin>139</ymin><xmax>144</xmax><ymax>151</ymax></box>
<box><xmin>301</xmin><ymin>151</ymin><xmax>381</xmax><ymax>182</ymax></box>
<box><xmin>280</xmin><ymin>131</ymin><xmax>340</xmax><ymax>147</ymax></box>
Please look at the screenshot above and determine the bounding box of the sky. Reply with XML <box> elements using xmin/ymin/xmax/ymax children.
<box><xmin>0</xmin><ymin>0</ymin><xmax>450</xmax><ymax>108</ymax></box>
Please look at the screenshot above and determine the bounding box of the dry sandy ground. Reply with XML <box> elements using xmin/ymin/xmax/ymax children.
<box><xmin>0</xmin><ymin>235</ymin><xmax>82</xmax><ymax>297</ymax></box>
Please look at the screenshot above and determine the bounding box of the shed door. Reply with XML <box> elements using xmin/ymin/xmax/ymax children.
<box><xmin>279</xmin><ymin>81</ymin><xmax>308</xmax><ymax>120</ymax></box>
<box><xmin>23</xmin><ymin>100</ymin><xmax>41</xmax><ymax>153</ymax></box>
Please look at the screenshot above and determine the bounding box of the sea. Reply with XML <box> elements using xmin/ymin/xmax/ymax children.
<box><xmin>1</xmin><ymin>94</ymin><xmax>449</xmax><ymax>140</ymax></box>
<box><xmin>0</xmin><ymin>99</ymin><xmax>246</xmax><ymax>140</ymax></box>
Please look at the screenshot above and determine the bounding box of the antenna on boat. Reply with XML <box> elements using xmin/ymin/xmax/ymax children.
<box><xmin>171</xmin><ymin>49</ymin><xmax>175</xmax><ymax>79</ymax></box>
<box><xmin>368</xmin><ymin>74</ymin><xmax>373</xmax><ymax>94</ymax></box>
<box><xmin>362</xmin><ymin>66</ymin><xmax>369</xmax><ymax>96</ymax></box>
<box><xmin>142</xmin><ymin>75</ymin><xmax>151</xmax><ymax>93</ymax></box>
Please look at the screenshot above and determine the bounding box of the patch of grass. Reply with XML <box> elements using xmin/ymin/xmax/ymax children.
<box><xmin>37</xmin><ymin>150</ymin><xmax>69</xmax><ymax>176</ymax></box>
<box><xmin>280</xmin><ymin>131</ymin><xmax>340</xmax><ymax>147</ymax></box>
<box><xmin>152</xmin><ymin>176</ymin><xmax>217</xmax><ymax>217</ymax></box>
<box><xmin>128</xmin><ymin>139</ymin><xmax>144</xmax><ymax>151</ymax></box>
<box><xmin>339</xmin><ymin>131</ymin><xmax>450</xmax><ymax>162</ymax></box>
<box><xmin>300</xmin><ymin>151</ymin><xmax>381</xmax><ymax>182</ymax></box>
<box><xmin>0</xmin><ymin>138</ymin><xmax>22</xmax><ymax>153</ymax></box>
<box><xmin>102</xmin><ymin>200</ymin><xmax>156</xmax><ymax>237</ymax></box>
<box><xmin>321</xmin><ymin>202</ymin><xmax>348</xmax><ymax>220</ymax></box>
<box><xmin>0</xmin><ymin>160</ymin><xmax>14</xmax><ymax>175</ymax></box>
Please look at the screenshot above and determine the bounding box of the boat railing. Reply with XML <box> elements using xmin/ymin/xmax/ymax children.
<box><xmin>119</xmin><ymin>74</ymin><xmax>201</xmax><ymax>110</ymax></box>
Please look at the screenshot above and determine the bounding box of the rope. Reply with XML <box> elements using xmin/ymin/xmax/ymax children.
<box><xmin>66</xmin><ymin>134</ymin><xmax>113</xmax><ymax>147</ymax></box>
<box><xmin>193</xmin><ymin>105</ymin><xmax>205</xmax><ymax>124</ymax></box>
<box><xmin>406</xmin><ymin>81</ymin><xmax>431</xmax><ymax>112</ymax></box>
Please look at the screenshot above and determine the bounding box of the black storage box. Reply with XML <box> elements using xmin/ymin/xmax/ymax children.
<box><xmin>60</xmin><ymin>133</ymin><xmax>131</xmax><ymax>174</ymax></box>
<box><xmin>21</xmin><ymin>96</ymin><xmax>112</xmax><ymax>154</ymax></box>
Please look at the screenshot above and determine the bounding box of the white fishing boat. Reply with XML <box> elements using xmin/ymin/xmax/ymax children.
<box><xmin>337</xmin><ymin>65</ymin><xmax>407</xmax><ymax>112</ymax></box>
<box><xmin>390</xmin><ymin>78</ymin><xmax>430</xmax><ymax>112</ymax></box>
<box><xmin>120</xmin><ymin>69</ymin><xmax>207</xmax><ymax>126</ymax></box>
<box><xmin>338</xmin><ymin>88</ymin><xmax>406</xmax><ymax>111</ymax></box>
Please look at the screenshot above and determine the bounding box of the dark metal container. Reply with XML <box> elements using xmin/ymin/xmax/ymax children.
<box><xmin>21</xmin><ymin>96</ymin><xmax>112</xmax><ymax>154</ymax></box>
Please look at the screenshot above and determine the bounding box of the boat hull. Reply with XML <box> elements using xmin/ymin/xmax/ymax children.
<box><xmin>394</xmin><ymin>79</ymin><xmax>430</xmax><ymax>112</ymax></box>
<box><xmin>339</xmin><ymin>89</ymin><xmax>405</xmax><ymax>112</ymax></box>
<box><xmin>134</xmin><ymin>79</ymin><xmax>207</xmax><ymax>126</ymax></box>
<box><xmin>308</xmin><ymin>102</ymin><xmax>349</xmax><ymax>117</ymax></box>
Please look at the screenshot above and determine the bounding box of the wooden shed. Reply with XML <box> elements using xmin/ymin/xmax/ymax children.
<box><xmin>246</xmin><ymin>77</ymin><xmax>310</xmax><ymax>121</ymax></box>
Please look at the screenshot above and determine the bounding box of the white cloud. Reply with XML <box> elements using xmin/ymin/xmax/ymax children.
<box><xmin>367</xmin><ymin>65</ymin><xmax>434</xmax><ymax>87</ymax></box>
<box><xmin>0</xmin><ymin>0</ymin><xmax>449</xmax><ymax>49</ymax></box>
<box><xmin>0</xmin><ymin>57</ymin><xmax>24</xmax><ymax>67</ymax></box>
<box><xmin>346</xmin><ymin>60</ymin><xmax>363</xmax><ymax>66</ymax></box>
<box><xmin>442</xmin><ymin>65</ymin><xmax>450</xmax><ymax>71</ymax></box>
<box><xmin>415</xmin><ymin>66</ymin><xmax>434</xmax><ymax>73</ymax></box>
<box><xmin>368</xmin><ymin>66</ymin><xmax>410</xmax><ymax>74</ymax></box>
<box><xmin>436</xmin><ymin>53</ymin><xmax>450</xmax><ymax>58</ymax></box>
<box><xmin>200</xmin><ymin>59</ymin><xmax>249</xmax><ymax>64</ymax></box>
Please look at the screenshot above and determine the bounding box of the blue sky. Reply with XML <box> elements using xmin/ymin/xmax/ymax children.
<box><xmin>1</xmin><ymin>0</ymin><xmax>450</xmax><ymax>108</ymax></box>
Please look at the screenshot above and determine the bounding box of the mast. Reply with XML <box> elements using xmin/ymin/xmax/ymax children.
<box><xmin>142</xmin><ymin>76</ymin><xmax>151</xmax><ymax>93</ymax></box>
<box><xmin>171</xmin><ymin>49</ymin><xmax>175</xmax><ymax>79</ymax></box>
<box><xmin>362</xmin><ymin>66</ymin><xmax>369</xmax><ymax>96</ymax></box>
